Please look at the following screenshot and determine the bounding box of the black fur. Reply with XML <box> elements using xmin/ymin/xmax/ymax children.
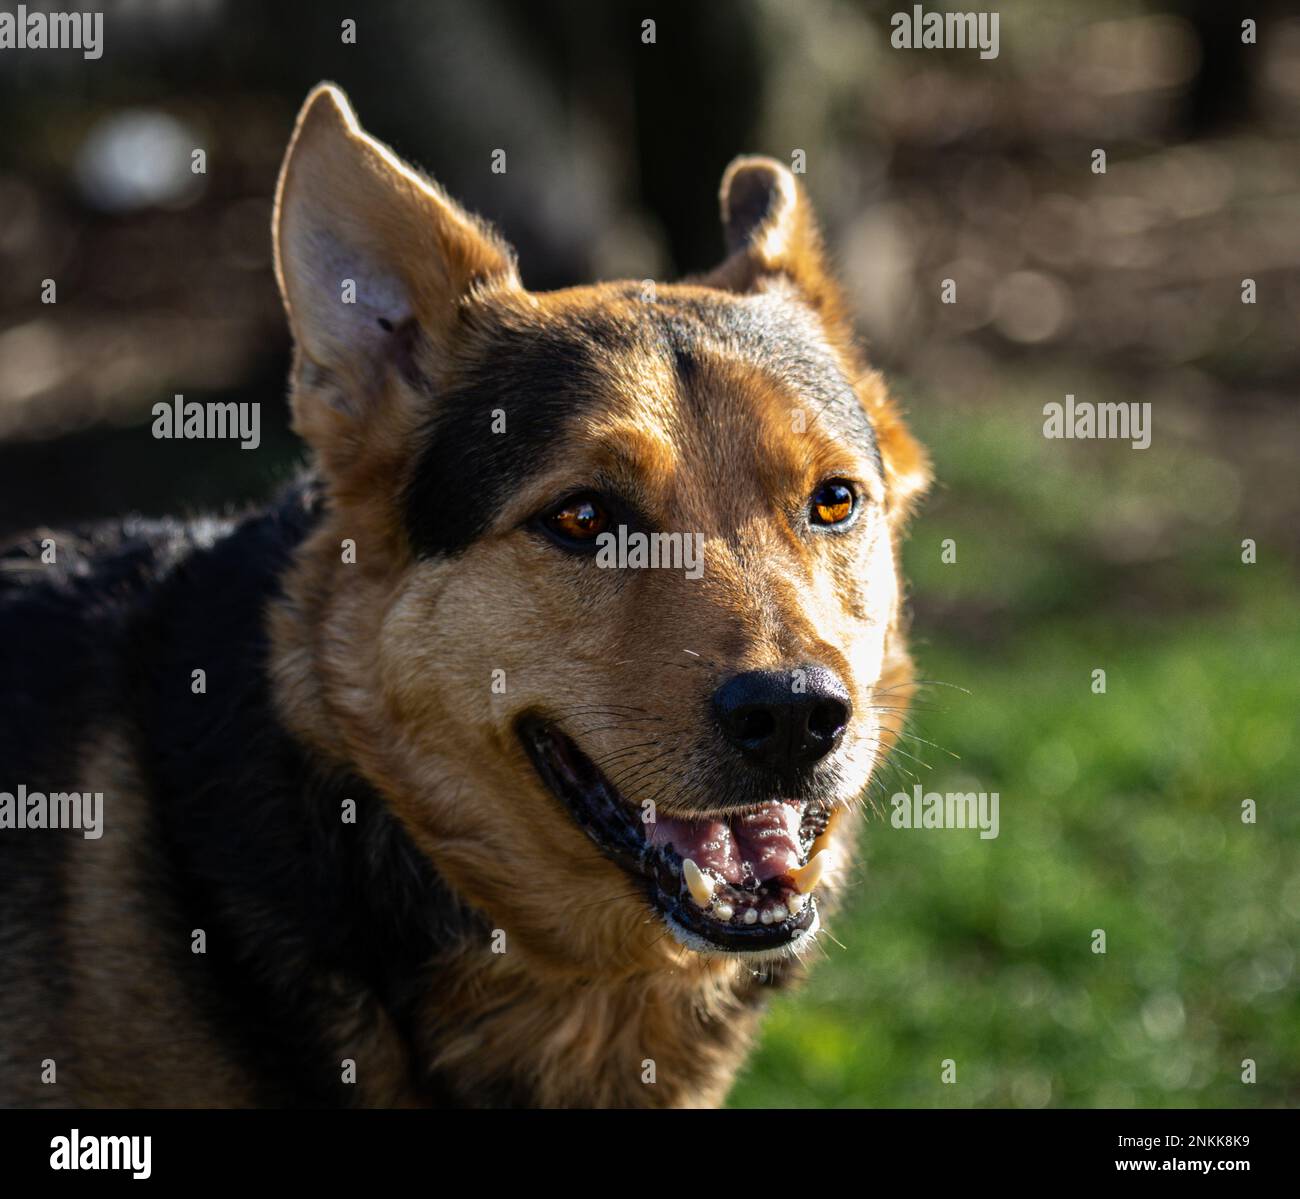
<box><xmin>0</xmin><ymin>478</ymin><xmax>484</xmax><ymax>1106</ymax></box>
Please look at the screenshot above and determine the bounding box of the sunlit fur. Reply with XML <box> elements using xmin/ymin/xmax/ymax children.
<box><xmin>267</xmin><ymin>86</ymin><xmax>930</xmax><ymax>1105</ymax></box>
<box><xmin>0</xmin><ymin>84</ymin><xmax>929</xmax><ymax>1110</ymax></box>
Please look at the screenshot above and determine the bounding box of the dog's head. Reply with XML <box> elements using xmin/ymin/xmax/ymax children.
<box><xmin>271</xmin><ymin>85</ymin><xmax>929</xmax><ymax>978</ymax></box>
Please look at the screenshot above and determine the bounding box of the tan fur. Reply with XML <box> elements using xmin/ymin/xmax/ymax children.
<box><xmin>260</xmin><ymin>86</ymin><xmax>930</xmax><ymax>1105</ymax></box>
<box><xmin>2</xmin><ymin>83</ymin><xmax>928</xmax><ymax>1110</ymax></box>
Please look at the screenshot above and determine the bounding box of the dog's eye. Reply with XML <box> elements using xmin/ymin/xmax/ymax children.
<box><xmin>809</xmin><ymin>479</ymin><xmax>856</xmax><ymax>527</ymax></box>
<box><xmin>541</xmin><ymin>493</ymin><xmax>609</xmax><ymax>546</ymax></box>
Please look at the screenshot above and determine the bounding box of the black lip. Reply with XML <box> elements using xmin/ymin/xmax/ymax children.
<box><xmin>517</xmin><ymin>715</ymin><xmax>822</xmax><ymax>953</ymax></box>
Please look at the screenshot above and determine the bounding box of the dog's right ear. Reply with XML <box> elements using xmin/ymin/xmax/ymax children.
<box><xmin>706</xmin><ymin>156</ymin><xmax>853</xmax><ymax>344</ymax></box>
<box><xmin>273</xmin><ymin>84</ymin><xmax>517</xmax><ymax>434</ymax></box>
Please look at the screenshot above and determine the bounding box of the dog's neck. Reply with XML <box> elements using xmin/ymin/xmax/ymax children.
<box><xmin>408</xmin><ymin>950</ymin><xmax>772</xmax><ymax>1107</ymax></box>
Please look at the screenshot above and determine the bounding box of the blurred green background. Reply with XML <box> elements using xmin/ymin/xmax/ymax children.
<box><xmin>733</xmin><ymin>391</ymin><xmax>1300</xmax><ymax>1107</ymax></box>
<box><xmin>1</xmin><ymin>0</ymin><xmax>1296</xmax><ymax>1106</ymax></box>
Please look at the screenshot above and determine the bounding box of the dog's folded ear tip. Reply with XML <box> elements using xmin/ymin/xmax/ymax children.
<box><xmin>709</xmin><ymin>154</ymin><xmax>853</xmax><ymax>337</ymax></box>
<box><xmin>720</xmin><ymin>155</ymin><xmax>794</xmax><ymax>203</ymax></box>
<box><xmin>721</xmin><ymin>154</ymin><xmax>790</xmax><ymax>182</ymax></box>
<box><xmin>719</xmin><ymin>155</ymin><xmax>799</xmax><ymax>254</ymax></box>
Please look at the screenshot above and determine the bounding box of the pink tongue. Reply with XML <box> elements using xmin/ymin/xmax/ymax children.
<box><xmin>648</xmin><ymin>800</ymin><xmax>803</xmax><ymax>884</ymax></box>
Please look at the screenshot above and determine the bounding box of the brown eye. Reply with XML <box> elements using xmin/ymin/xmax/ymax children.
<box><xmin>810</xmin><ymin>479</ymin><xmax>856</xmax><ymax>527</ymax></box>
<box><xmin>542</xmin><ymin>494</ymin><xmax>609</xmax><ymax>546</ymax></box>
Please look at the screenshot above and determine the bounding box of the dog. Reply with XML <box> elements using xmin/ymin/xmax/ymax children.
<box><xmin>0</xmin><ymin>84</ymin><xmax>929</xmax><ymax>1108</ymax></box>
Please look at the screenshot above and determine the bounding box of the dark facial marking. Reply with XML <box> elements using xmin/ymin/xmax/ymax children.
<box><xmin>403</xmin><ymin>313</ymin><xmax>637</xmax><ymax>559</ymax></box>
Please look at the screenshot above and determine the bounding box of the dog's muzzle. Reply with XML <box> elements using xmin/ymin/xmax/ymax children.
<box><xmin>518</xmin><ymin>715</ymin><xmax>837</xmax><ymax>955</ymax></box>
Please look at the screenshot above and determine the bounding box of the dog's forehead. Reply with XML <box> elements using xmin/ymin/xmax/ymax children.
<box><xmin>402</xmin><ymin>285</ymin><xmax>876</xmax><ymax>558</ymax></box>
<box><xmin>650</xmin><ymin>288</ymin><xmax>849</xmax><ymax>392</ymax></box>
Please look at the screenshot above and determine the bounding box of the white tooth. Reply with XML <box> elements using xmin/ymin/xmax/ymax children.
<box><xmin>787</xmin><ymin>893</ymin><xmax>806</xmax><ymax>915</ymax></box>
<box><xmin>743</xmin><ymin>908</ymin><xmax>758</xmax><ymax>925</ymax></box>
<box><xmin>682</xmin><ymin>858</ymin><xmax>714</xmax><ymax>908</ymax></box>
<box><xmin>771</xmin><ymin>903</ymin><xmax>788</xmax><ymax>922</ymax></box>
<box><xmin>713</xmin><ymin>902</ymin><xmax>734</xmax><ymax>922</ymax></box>
<box><xmin>760</xmin><ymin>908</ymin><xmax>774</xmax><ymax>925</ymax></box>
<box><xmin>788</xmin><ymin>849</ymin><xmax>830</xmax><ymax>895</ymax></box>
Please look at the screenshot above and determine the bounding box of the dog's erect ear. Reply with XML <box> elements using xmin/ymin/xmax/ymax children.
<box><xmin>714</xmin><ymin>158</ymin><xmax>929</xmax><ymax>517</ymax></box>
<box><xmin>273</xmin><ymin>84</ymin><xmax>516</xmax><ymax>413</ymax></box>
<box><xmin>707</xmin><ymin>156</ymin><xmax>851</xmax><ymax>338</ymax></box>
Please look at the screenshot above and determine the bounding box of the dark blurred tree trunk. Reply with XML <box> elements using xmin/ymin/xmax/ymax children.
<box><xmin>1180</xmin><ymin>0</ymin><xmax>1280</xmax><ymax>136</ymax></box>
<box><xmin>501</xmin><ymin>0</ymin><xmax>764</xmax><ymax>277</ymax></box>
<box><xmin>629</xmin><ymin>2</ymin><xmax>764</xmax><ymax>274</ymax></box>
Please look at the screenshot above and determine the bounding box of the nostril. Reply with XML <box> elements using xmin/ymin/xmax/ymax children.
<box><xmin>714</xmin><ymin>666</ymin><xmax>851</xmax><ymax>771</ymax></box>
<box><xmin>807</xmin><ymin>698</ymin><xmax>848</xmax><ymax>741</ymax></box>
<box><xmin>738</xmin><ymin>708</ymin><xmax>775</xmax><ymax>744</ymax></box>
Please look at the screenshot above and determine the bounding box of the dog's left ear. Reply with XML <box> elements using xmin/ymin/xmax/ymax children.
<box><xmin>707</xmin><ymin>156</ymin><xmax>852</xmax><ymax>339</ymax></box>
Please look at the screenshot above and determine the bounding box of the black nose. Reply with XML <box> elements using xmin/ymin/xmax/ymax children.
<box><xmin>713</xmin><ymin>666</ymin><xmax>851</xmax><ymax>774</ymax></box>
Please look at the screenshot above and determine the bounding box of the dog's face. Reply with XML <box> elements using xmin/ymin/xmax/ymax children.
<box><xmin>272</xmin><ymin>86</ymin><xmax>928</xmax><ymax>979</ymax></box>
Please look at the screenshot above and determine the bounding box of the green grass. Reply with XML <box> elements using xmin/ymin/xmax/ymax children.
<box><xmin>728</xmin><ymin>381</ymin><xmax>1300</xmax><ymax>1108</ymax></box>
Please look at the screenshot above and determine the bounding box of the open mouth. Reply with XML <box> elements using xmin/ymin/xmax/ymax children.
<box><xmin>518</xmin><ymin>716</ymin><xmax>834</xmax><ymax>956</ymax></box>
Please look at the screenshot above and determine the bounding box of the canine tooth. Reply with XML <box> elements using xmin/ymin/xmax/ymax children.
<box><xmin>682</xmin><ymin>858</ymin><xmax>714</xmax><ymax>908</ymax></box>
<box><xmin>787</xmin><ymin>893</ymin><xmax>806</xmax><ymax>915</ymax></box>
<box><xmin>788</xmin><ymin>849</ymin><xmax>830</xmax><ymax>895</ymax></box>
<box><xmin>713</xmin><ymin>902</ymin><xmax>734</xmax><ymax>922</ymax></box>
<box><xmin>809</xmin><ymin>809</ymin><xmax>841</xmax><ymax>860</ymax></box>
<box><xmin>743</xmin><ymin>908</ymin><xmax>758</xmax><ymax>925</ymax></box>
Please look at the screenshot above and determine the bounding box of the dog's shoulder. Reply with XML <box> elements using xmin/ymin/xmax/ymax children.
<box><xmin>0</xmin><ymin>512</ymin><xmax>205</xmax><ymax>652</ymax></box>
<box><xmin>0</xmin><ymin>480</ymin><xmax>320</xmax><ymax>781</ymax></box>
<box><xmin>0</xmin><ymin>514</ymin><xmax>214</xmax><ymax>784</ymax></box>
